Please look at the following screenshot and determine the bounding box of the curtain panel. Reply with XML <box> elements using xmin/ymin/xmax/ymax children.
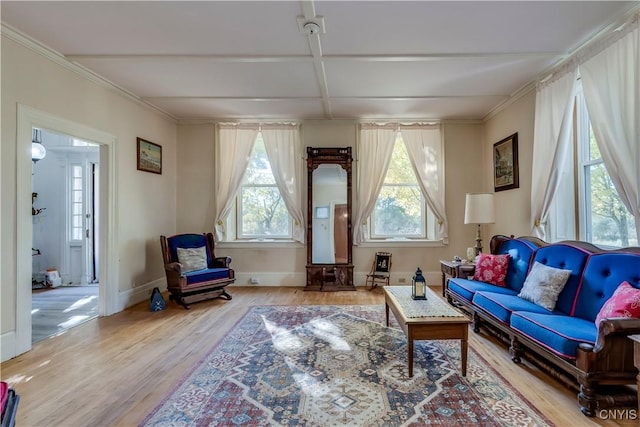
<box><xmin>580</xmin><ymin>20</ymin><xmax>640</xmax><ymax>241</ymax></box>
<box><xmin>261</xmin><ymin>124</ymin><xmax>305</xmax><ymax>243</ymax></box>
<box><xmin>353</xmin><ymin>125</ymin><xmax>397</xmax><ymax>244</ymax></box>
<box><xmin>400</xmin><ymin>125</ymin><xmax>448</xmax><ymax>243</ymax></box>
<box><xmin>214</xmin><ymin>124</ymin><xmax>259</xmax><ymax>241</ymax></box>
<box><xmin>530</xmin><ymin>68</ymin><xmax>578</xmax><ymax>239</ymax></box>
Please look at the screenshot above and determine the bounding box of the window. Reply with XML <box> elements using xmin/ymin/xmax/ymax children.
<box><xmin>237</xmin><ymin>134</ymin><xmax>292</xmax><ymax>239</ymax></box>
<box><xmin>576</xmin><ymin>89</ymin><xmax>637</xmax><ymax>247</ymax></box>
<box><xmin>369</xmin><ymin>134</ymin><xmax>437</xmax><ymax>240</ymax></box>
<box><xmin>70</xmin><ymin>164</ymin><xmax>84</xmax><ymax>241</ymax></box>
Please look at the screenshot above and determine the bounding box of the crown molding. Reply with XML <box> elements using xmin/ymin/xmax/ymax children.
<box><xmin>1</xmin><ymin>23</ymin><xmax>177</xmax><ymax>123</ymax></box>
<box><xmin>482</xmin><ymin>81</ymin><xmax>535</xmax><ymax>122</ymax></box>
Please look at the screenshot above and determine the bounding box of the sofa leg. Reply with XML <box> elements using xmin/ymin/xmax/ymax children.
<box><xmin>578</xmin><ymin>384</ymin><xmax>597</xmax><ymax>417</ymax></box>
<box><xmin>472</xmin><ymin>313</ymin><xmax>481</xmax><ymax>333</ymax></box>
<box><xmin>509</xmin><ymin>337</ymin><xmax>523</xmax><ymax>364</ymax></box>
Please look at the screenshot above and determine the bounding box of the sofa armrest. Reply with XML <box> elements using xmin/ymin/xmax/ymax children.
<box><xmin>212</xmin><ymin>256</ymin><xmax>232</xmax><ymax>268</ymax></box>
<box><xmin>576</xmin><ymin>318</ymin><xmax>640</xmax><ymax>373</ymax></box>
<box><xmin>593</xmin><ymin>318</ymin><xmax>640</xmax><ymax>352</ymax></box>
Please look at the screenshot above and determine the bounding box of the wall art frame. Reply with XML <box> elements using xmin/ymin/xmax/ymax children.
<box><xmin>493</xmin><ymin>132</ymin><xmax>519</xmax><ymax>192</ymax></box>
<box><xmin>137</xmin><ymin>137</ymin><xmax>162</xmax><ymax>174</ymax></box>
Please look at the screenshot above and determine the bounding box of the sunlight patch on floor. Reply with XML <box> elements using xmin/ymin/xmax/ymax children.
<box><xmin>58</xmin><ymin>315</ymin><xmax>90</xmax><ymax>329</ymax></box>
<box><xmin>63</xmin><ymin>295</ymin><xmax>98</xmax><ymax>313</ymax></box>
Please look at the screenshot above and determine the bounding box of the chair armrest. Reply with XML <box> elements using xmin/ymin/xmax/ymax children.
<box><xmin>212</xmin><ymin>256</ymin><xmax>232</xmax><ymax>268</ymax></box>
<box><xmin>165</xmin><ymin>262</ymin><xmax>183</xmax><ymax>273</ymax></box>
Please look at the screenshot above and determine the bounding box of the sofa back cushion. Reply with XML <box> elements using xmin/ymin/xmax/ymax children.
<box><xmin>572</xmin><ymin>252</ymin><xmax>640</xmax><ymax>321</ymax></box>
<box><xmin>493</xmin><ymin>238</ymin><xmax>538</xmax><ymax>292</ymax></box>
<box><xmin>530</xmin><ymin>244</ymin><xmax>591</xmax><ymax>315</ymax></box>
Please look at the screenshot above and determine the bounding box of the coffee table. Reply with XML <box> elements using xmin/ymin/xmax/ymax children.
<box><xmin>383</xmin><ymin>285</ymin><xmax>471</xmax><ymax>377</ymax></box>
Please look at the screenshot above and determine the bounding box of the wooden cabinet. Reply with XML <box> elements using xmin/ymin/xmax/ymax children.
<box><xmin>305</xmin><ymin>265</ymin><xmax>354</xmax><ymax>291</ymax></box>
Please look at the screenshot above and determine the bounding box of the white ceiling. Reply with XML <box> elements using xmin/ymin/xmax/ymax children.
<box><xmin>2</xmin><ymin>1</ymin><xmax>637</xmax><ymax>121</ymax></box>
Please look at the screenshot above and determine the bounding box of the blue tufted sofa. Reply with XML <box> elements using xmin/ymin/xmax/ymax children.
<box><xmin>446</xmin><ymin>235</ymin><xmax>640</xmax><ymax>416</ymax></box>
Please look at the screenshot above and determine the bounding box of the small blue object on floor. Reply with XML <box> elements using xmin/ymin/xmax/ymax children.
<box><xmin>149</xmin><ymin>287</ymin><xmax>166</xmax><ymax>312</ymax></box>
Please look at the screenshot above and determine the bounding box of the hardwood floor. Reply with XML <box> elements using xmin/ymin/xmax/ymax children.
<box><xmin>1</xmin><ymin>286</ymin><xmax>636</xmax><ymax>426</ymax></box>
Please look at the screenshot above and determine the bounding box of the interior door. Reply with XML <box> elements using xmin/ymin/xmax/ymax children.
<box><xmin>333</xmin><ymin>204</ymin><xmax>348</xmax><ymax>263</ymax></box>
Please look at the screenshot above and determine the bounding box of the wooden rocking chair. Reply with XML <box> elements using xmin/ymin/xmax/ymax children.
<box><xmin>365</xmin><ymin>252</ymin><xmax>392</xmax><ymax>291</ymax></box>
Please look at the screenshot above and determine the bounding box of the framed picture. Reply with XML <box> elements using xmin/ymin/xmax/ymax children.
<box><xmin>137</xmin><ymin>137</ymin><xmax>162</xmax><ymax>174</ymax></box>
<box><xmin>493</xmin><ymin>132</ymin><xmax>519</xmax><ymax>192</ymax></box>
<box><xmin>315</xmin><ymin>206</ymin><xmax>329</xmax><ymax>219</ymax></box>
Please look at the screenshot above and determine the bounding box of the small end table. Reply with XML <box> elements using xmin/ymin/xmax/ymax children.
<box><xmin>440</xmin><ymin>260</ymin><xmax>475</xmax><ymax>296</ymax></box>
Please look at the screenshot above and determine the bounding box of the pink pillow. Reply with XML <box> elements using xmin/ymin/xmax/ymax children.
<box><xmin>595</xmin><ymin>281</ymin><xmax>640</xmax><ymax>327</ymax></box>
<box><xmin>473</xmin><ymin>253</ymin><xmax>511</xmax><ymax>287</ymax></box>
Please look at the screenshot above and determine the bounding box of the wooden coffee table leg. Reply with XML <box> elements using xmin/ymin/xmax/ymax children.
<box><xmin>461</xmin><ymin>338</ymin><xmax>468</xmax><ymax>376</ymax></box>
<box><xmin>385</xmin><ymin>302</ymin><xmax>389</xmax><ymax>326</ymax></box>
<box><xmin>408</xmin><ymin>336</ymin><xmax>414</xmax><ymax>377</ymax></box>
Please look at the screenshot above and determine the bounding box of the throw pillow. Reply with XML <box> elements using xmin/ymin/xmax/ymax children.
<box><xmin>176</xmin><ymin>246</ymin><xmax>208</xmax><ymax>272</ymax></box>
<box><xmin>517</xmin><ymin>262</ymin><xmax>572</xmax><ymax>311</ymax></box>
<box><xmin>595</xmin><ymin>281</ymin><xmax>640</xmax><ymax>327</ymax></box>
<box><xmin>473</xmin><ymin>253</ymin><xmax>511</xmax><ymax>287</ymax></box>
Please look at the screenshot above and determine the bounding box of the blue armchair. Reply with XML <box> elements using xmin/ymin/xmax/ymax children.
<box><xmin>160</xmin><ymin>233</ymin><xmax>234</xmax><ymax>309</ymax></box>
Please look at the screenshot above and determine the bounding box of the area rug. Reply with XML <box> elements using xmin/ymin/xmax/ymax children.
<box><xmin>141</xmin><ymin>305</ymin><xmax>552</xmax><ymax>426</ymax></box>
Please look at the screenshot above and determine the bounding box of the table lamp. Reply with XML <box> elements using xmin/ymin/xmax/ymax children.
<box><xmin>464</xmin><ymin>193</ymin><xmax>495</xmax><ymax>256</ymax></box>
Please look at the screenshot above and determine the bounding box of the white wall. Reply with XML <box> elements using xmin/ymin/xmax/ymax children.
<box><xmin>1</xmin><ymin>32</ymin><xmax>178</xmax><ymax>352</ymax></box>
<box><xmin>176</xmin><ymin>120</ymin><xmax>486</xmax><ymax>286</ymax></box>
<box><xmin>483</xmin><ymin>90</ymin><xmax>536</xmax><ymax>239</ymax></box>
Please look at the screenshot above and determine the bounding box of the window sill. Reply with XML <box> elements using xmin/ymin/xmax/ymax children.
<box><xmin>357</xmin><ymin>239</ymin><xmax>445</xmax><ymax>248</ymax></box>
<box><xmin>217</xmin><ymin>240</ymin><xmax>303</xmax><ymax>249</ymax></box>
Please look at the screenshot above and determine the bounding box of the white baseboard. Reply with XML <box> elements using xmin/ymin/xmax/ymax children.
<box><xmin>115</xmin><ymin>270</ymin><xmax>441</xmax><ymax>308</ymax></box>
<box><xmin>233</xmin><ymin>270</ymin><xmax>440</xmax><ymax>287</ymax></box>
<box><xmin>118</xmin><ymin>277</ymin><xmax>166</xmax><ymax>311</ymax></box>
<box><xmin>1</xmin><ymin>331</ymin><xmax>17</xmax><ymax>362</ymax></box>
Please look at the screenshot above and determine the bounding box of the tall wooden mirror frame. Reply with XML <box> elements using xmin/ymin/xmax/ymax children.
<box><xmin>305</xmin><ymin>147</ymin><xmax>355</xmax><ymax>291</ymax></box>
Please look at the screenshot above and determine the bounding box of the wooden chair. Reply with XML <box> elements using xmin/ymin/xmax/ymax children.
<box><xmin>160</xmin><ymin>233</ymin><xmax>234</xmax><ymax>309</ymax></box>
<box><xmin>365</xmin><ymin>252</ymin><xmax>392</xmax><ymax>290</ymax></box>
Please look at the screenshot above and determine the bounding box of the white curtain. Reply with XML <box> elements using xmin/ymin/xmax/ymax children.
<box><xmin>530</xmin><ymin>67</ymin><xmax>579</xmax><ymax>238</ymax></box>
<box><xmin>400</xmin><ymin>124</ymin><xmax>449</xmax><ymax>243</ymax></box>
<box><xmin>580</xmin><ymin>20</ymin><xmax>640</xmax><ymax>242</ymax></box>
<box><xmin>261</xmin><ymin>124</ymin><xmax>305</xmax><ymax>243</ymax></box>
<box><xmin>214</xmin><ymin>124</ymin><xmax>259</xmax><ymax>241</ymax></box>
<box><xmin>353</xmin><ymin>124</ymin><xmax>397</xmax><ymax>244</ymax></box>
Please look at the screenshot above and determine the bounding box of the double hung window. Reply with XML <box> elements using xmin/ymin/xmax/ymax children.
<box><xmin>237</xmin><ymin>133</ymin><xmax>292</xmax><ymax>240</ymax></box>
<box><xmin>550</xmin><ymin>85</ymin><xmax>637</xmax><ymax>247</ymax></box>
<box><xmin>369</xmin><ymin>133</ymin><xmax>438</xmax><ymax>241</ymax></box>
<box><xmin>575</xmin><ymin>89</ymin><xmax>636</xmax><ymax>247</ymax></box>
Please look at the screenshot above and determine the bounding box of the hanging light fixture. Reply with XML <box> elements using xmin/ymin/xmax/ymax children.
<box><xmin>31</xmin><ymin>128</ymin><xmax>46</xmax><ymax>163</ymax></box>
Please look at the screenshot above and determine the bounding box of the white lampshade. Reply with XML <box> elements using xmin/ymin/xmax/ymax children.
<box><xmin>464</xmin><ymin>193</ymin><xmax>495</xmax><ymax>224</ymax></box>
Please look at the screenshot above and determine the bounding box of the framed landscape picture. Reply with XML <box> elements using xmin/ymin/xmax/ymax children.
<box><xmin>137</xmin><ymin>137</ymin><xmax>162</xmax><ymax>174</ymax></box>
<box><xmin>493</xmin><ymin>132</ymin><xmax>519</xmax><ymax>192</ymax></box>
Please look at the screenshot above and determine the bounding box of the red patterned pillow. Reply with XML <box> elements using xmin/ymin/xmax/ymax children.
<box><xmin>473</xmin><ymin>253</ymin><xmax>511</xmax><ymax>287</ymax></box>
<box><xmin>595</xmin><ymin>281</ymin><xmax>640</xmax><ymax>327</ymax></box>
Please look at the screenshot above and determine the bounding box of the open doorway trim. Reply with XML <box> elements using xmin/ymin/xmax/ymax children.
<box><xmin>16</xmin><ymin>104</ymin><xmax>119</xmax><ymax>357</ymax></box>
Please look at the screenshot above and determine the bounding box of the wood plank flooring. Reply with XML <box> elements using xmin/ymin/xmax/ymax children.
<box><xmin>1</xmin><ymin>286</ymin><xmax>636</xmax><ymax>426</ymax></box>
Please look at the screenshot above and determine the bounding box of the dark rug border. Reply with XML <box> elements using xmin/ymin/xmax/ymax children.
<box><xmin>140</xmin><ymin>304</ymin><xmax>555</xmax><ymax>426</ymax></box>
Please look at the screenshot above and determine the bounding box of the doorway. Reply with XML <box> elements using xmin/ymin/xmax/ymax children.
<box><xmin>14</xmin><ymin>105</ymin><xmax>119</xmax><ymax>358</ymax></box>
<box><xmin>31</xmin><ymin>129</ymin><xmax>100</xmax><ymax>342</ymax></box>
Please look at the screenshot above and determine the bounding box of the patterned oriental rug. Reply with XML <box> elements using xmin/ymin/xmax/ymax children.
<box><xmin>141</xmin><ymin>305</ymin><xmax>551</xmax><ymax>427</ymax></box>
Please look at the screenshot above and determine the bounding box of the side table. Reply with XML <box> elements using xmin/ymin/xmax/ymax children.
<box><xmin>440</xmin><ymin>260</ymin><xmax>475</xmax><ymax>297</ymax></box>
